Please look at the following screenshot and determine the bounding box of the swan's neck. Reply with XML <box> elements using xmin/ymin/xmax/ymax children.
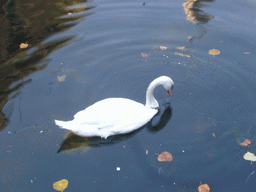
<box><xmin>145</xmin><ymin>80</ymin><xmax>160</xmax><ymax>109</ymax></box>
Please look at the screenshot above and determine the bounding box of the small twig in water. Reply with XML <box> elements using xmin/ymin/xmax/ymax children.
<box><xmin>245</xmin><ymin>171</ymin><xmax>255</xmax><ymax>183</ymax></box>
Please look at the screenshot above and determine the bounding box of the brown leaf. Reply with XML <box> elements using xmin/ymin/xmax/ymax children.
<box><xmin>212</xmin><ymin>133</ymin><xmax>216</xmax><ymax>137</ymax></box>
<box><xmin>141</xmin><ymin>52</ymin><xmax>148</xmax><ymax>57</ymax></box>
<box><xmin>20</xmin><ymin>43</ymin><xmax>28</xmax><ymax>49</ymax></box>
<box><xmin>240</xmin><ymin>139</ymin><xmax>251</xmax><ymax>146</ymax></box>
<box><xmin>160</xmin><ymin>46</ymin><xmax>167</xmax><ymax>51</ymax></box>
<box><xmin>198</xmin><ymin>183</ymin><xmax>210</xmax><ymax>192</ymax></box>
<box><xmin>157</xmin><ymin>151</ymin><xmax>173</xmax><ymax>162</ymax></box>
<box><xmin>208</xmin><ymin>49</ymin><xmax>220</xmax><ymax>56</ymax></box>
<box><xmin>244</xmin><ymin>52</ymin><xmax>250</xmax><ymax>54</ymax></box>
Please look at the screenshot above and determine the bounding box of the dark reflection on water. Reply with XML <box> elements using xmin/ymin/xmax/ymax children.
<box><xmin>183</xmin><ymin>0</ymin><xmax>214</xmax><ymax>25</ymax></box>
<box><xmin>58</xmin><ymin>105</ymin><xmax>172</xmax><ymax>153</ymax></box>
<box><xmin>0</xmin><ymin>0</ymin><xmax>95</xmax><ymax>130</ymax></box>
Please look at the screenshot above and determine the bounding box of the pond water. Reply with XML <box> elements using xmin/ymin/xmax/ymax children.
<box><xmin>1</xmin><ymin>0</ymin><xmax>256</xmax><ymax>191</ymax></box>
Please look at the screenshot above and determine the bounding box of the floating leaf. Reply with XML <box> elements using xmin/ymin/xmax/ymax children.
<box><xmin>160</xmin><ymin>46</ymin><xmax>167</xmax><ymax>51</ymax></box>
<box><xmin>243</xmin><ymin>151</ymin><xmax>256</xmax><ymax>162</ymax></box>
<box><xmin>141</xmin><ymin>52</ymin><xmax>148</xmax><ymax>57</ymax></box>
<box><xmin>244</xmin><ymin>52</ymin><xmax>250</xmax><ymax>54</ymax></box>
<box><xmin>53</xmin><ymin>179</ymin><xmax>68</xmax><ymax>192</ymax></box>
<box><xmin>240</xmin><ymin>139</ymin><xmax>251</xmax><ymax>146</ymax></box>
<box><xmin>20</xmin><ymin>43</ymin><xmax>28</xmax><ymax>49</ymax></box>
<box><xmin>177</xmin><ymin>46</ymin><xmax>187</xmax><ymax>51</ymax></box>
<box><xmin>198</xmin><ymin>183</ymin><xmax>210</xmax><ymax>192</ymax></box>
<box><xmin>146</xmin><ymin>150</ymin><xmax>148</xmax><ymax>154</ymax></box>
<box><xmin>157</xmin><ymin>151</ymin><xmax>173</xmax><ymax>162</ymax></box>
<box><xmin>57</xmin><ymin>75</ymin><xmax>66</xmax><ymax>82</ymax></box>
<box><xmin>175</xmin><ymin>52</ymin><xmax>191</xmax><ymax>58</ymax></box>
<box><xmin>208</xmin><ymin>49</ymin><xmax>220</xmax><ymax>55</ymax></box>
<box><xmin>188</xmin><ymin>36</ymin><xmax>193</xmax><ymax>40</ymax></box>
<box><xmin>212</xmin><ymin>133</ymin><xmax>216</xmax><ymax>137</ymax></box>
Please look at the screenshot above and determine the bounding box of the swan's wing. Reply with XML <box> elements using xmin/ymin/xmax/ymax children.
<box><xmin>71</xmin><ymin>98</ymin><xmax>157</xmax><ymax>138</ymax></box>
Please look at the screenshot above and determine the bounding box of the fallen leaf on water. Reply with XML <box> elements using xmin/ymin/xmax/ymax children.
<box><xmin>177</xmin><ymin>46</ymin><xmax>187</xmax><ymax>51</ymax></box>
<box><xmin>175</xmin><ymin>52</ymin><xmax>191</xmax><ymax>58</ymax></box>
<box><xmin>212</xmin><ymin>133</ymin><xmax>216</xmax><ymax>137</ymax></box>
<box><xmin>208</xmin><ymin>49</ymin><xmax>220</xmax><ymax>56</ymax></box>
<box><xmin>57</xmin><ymin>75</ymin><xmax>66</xmax><ymax>82</ymax></box>
<box><xmin>198</xmin><ymin>183</ymin><xmax>210</xmax><ymax>192</ymax></box>
<box><xmin>160</xmin><ymin>46</ymin><xmax>167</xmax><ymax>51</ymax></box>
<box><xmin>53</xmin><ymin>179</ymin><xmax>68</xmax><ymax>192</ymax></box>
<box><xmin>188</xmin><ymin>36</ymin><xmax>193</xmax><ymax>40</ymax></box>
<box><xmin>20</xmin><ymin>43</ymin><xmax>28</xmax><ymax>49</ymax></box>
<box><xmin>157</xmin><ymin>151</ymin><xmax>173</xmax><ymax>162</ymax></box>
<box><xmin>240</xmin><ymin>139</ymin><xmax>251</xmax><ymax>146</ymax></box>
<box><xmin>141</xmin><ymin>52</ymin><xmax>148</xmax><ymax>57</ymax></box>
<box><xmin>146</xmin><ymin>150</ymin><xmax>148</xmax><ymax>154</ymax></box>
<box><xmin>244</xmin><ymin>52</ymin><xmax>250</xmax><ymax>54</ymax></box>
<box><xmin>243</xmin><ymin>151</ymin><xmax>256</xmax><ymax>162</ymax></box>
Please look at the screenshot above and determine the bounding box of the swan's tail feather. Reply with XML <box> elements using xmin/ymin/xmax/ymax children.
<box><xmin>54</xmin><ymin>119</ymin><xmax>76</xmax><ymax>131</ymax></box>
<box><xmin>54</xmin><ymin>119</ymin><xmax>108</xmax><ymax>138</ymax></box>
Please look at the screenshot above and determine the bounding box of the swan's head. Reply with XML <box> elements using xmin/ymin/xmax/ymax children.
<box><xmin>161</xmin><ymin>76</ymin><xmax>174</xmax><ymax>96</ymax></box>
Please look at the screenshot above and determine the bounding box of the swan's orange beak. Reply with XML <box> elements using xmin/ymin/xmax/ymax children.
<box><xmin>167</xmin><ymin>89</ymin><xmax>172</xmax><ymax>96</ymax></box>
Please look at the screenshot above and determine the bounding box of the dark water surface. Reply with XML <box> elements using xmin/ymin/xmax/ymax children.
<box><xmin>1</xmin><ymin>0</ymin><xmax>256</xmax><ymax>191</ymax></box>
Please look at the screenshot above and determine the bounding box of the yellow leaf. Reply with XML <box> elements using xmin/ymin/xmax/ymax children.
<box><xmin>20</xmin><ymin>43</ymin><xmax>28</xmax><ymax>49</ymax></box>
<box><xmin>160</xmin><ymin>46</ymin><xmax>167</xmax><ymax>51</ymax></box>
<box><xmin>53</xmin><ymin>179</ymin><xmax>68</xmax><ymax>192</ymax></box>
<box><xmin>141</xmin><ymin>52</ymin><xmax>148</xmax><ymax>57</ymax></box>
<box><xmin>57</xmin><ymin>75</ymin><xmax>66</xmax><ymax>82</ymax></box>
<box><xmin>208</xmin><ymin>49</ymin><xmax>220</xmax><ymax>55</ymax></box>
<box><xmin>157</xmin><ymin>151</ymin><xmax>173</xmax><ymax>162</ymax></box>
<box><xmin>198</xmin><ymin>183</ymin><xmax>210</xmax><ymax>192</ymax></box>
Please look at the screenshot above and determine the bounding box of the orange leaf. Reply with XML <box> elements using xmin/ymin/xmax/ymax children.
<box><xmin>157</xmin><ymin>151</ymin><xmax>173</xmax><ymax>162</ymax></box>
<box><xmin>198</xmin><ymin>183</ymin><xmax>210</xmax><ymax>192</ymax></box>
<box><xmin>212</xmin><ymin>133</ymin><xmax>216</xmax><ymax>137</ymax></box>
<box><xmin>141</xmin><ymin>52</ymin><xmax>148</xmax><ymax>57</ymax></box>
<box><xmin>240</xmin><ymin>139</ymin><xmax>251</xmax><ymax>146</ymax></box>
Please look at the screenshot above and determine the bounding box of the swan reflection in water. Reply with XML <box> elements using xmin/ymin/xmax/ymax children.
<box><xmin>57</xmin><ymin>105</ymin><xmax>172</xmax><ymax>153</ymax></box>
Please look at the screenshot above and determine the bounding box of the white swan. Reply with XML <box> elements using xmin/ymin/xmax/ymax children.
<box><xmin>54</xmin><ymin>76</ymin><xmax>174</xmax><ymax>139</ymax></box>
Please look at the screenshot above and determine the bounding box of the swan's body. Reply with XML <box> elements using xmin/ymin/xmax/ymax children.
<box><xmin>55</xmin><ymin>76</ymin><xmax>174</xmax><ymax>139</ymax></box>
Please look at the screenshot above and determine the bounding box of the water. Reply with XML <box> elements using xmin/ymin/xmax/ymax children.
<box><xmin>1</xmin><ymin>0</ymin><xmax>256</xmax><ymax>191</ymax></box>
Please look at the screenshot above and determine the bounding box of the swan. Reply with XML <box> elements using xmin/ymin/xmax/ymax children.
<box><xmin>54</xmin><ymin>76</ymin><xmax>174</xmax><ymax>139</ymax></box>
